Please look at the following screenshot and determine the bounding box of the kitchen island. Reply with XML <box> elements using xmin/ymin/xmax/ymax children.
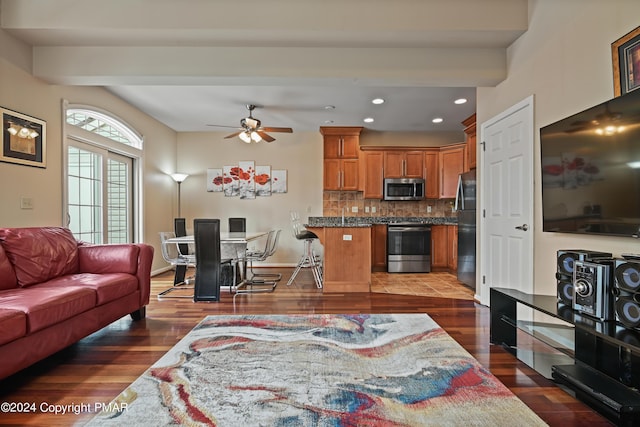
<box><xmin>306</xmin><ymin>224</ymin><xmax>372</xmax><ymax>293</ymax></box>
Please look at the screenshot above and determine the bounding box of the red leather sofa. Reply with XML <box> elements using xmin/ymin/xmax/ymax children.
<box><xmin>0</xmin><ymin>227</ymin><xmax>153</xmax><ymax>380</ymax></box>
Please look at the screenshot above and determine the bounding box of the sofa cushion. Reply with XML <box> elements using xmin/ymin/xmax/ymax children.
<box><xmin>0</xmin><ymin>227</ymin><xmax>79</xmax><ymax>287</ymax></box>
<box><xmin>45</xmin><ymin>273</ymin><xmax>138</xmax><ymax>306</ymax></box>
<box><xmin>0</xmin><ymin>308</ymin><xmax>26</xmax><ymax>346</ymax></box>
<box><xmin>78</xmin><ymin>244</ymin><xmax>139</xmax><ymax>274</ymax></box>
<box><xmin>0</xmin><ymin>286</ymin><xmax>95</xmax><ymax>333</ymax></box>
<box><xmin>0</xmin><ymin>245</ymin><xmax>17</xmax><ymax>291</ymax></box>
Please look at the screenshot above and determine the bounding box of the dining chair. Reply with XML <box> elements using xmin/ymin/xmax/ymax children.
<box><xmin>286</xmin><ymin>211</ymin><xmax>323</xmax><ymax>288</ymax></box>
<box><xmin>228</xmin><ymin>217</ymin><xmax>246</xmax><ymax>232</ymax></box>
<box><xmin>234</xmin><ymin>229</ymin><xmax>281</xmax><ymax>301</ymax></box>
<box><xmin>173</xmin><ymin>217</ymin><xmax>193</xmax><ymax>286</ymax></box>
<box><xmin>193</xmin><ymin>218</ymin><xmax>237</xmax><ymax>302</ymax></box>
<box><xmin>158</xmin><ymin>231</ymin><xmax>196</xmax><ymax>299</ymax></box>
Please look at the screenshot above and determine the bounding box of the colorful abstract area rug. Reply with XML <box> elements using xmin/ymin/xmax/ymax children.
<box><xmin>86</xmin><ymin>314</ymin><xmax>547</xmax><ymax>426</ymax></box>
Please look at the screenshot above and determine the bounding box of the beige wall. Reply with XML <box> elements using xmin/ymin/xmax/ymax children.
<box><xmin>175</xmin><ymin>131</ymin><xmax>324</xmax><ymax>265</ymax></box>
<box><xmin>475</xmin><ymin>0</ymin><xmax>640</xmax><ymax>296</ymax></box>
<box><xmin>0</xmin><ymin>32</ymin><xmax>178</xmax><ymax>273</ymax></box>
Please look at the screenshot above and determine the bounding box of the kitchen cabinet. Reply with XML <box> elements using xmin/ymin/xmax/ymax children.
<box><xmin>362</xmin><ymin>151</ymin><xmax>384</xmax><ymax>199</ymax></box>
<box><xmin>321</xmin><ymin>126</ymin><xmax>362</xmax><ymax>159</ymax></box>
<box><xmin>431</xmin><ymin>224</ymin><xmax>457</xmax><ymax>272</ymax></box>
<box><xmin>321</xmin><ymin>126</ymin><xmax>363</xmax><ymax>191</ymax></box>
<box><xmin>306</xmin><ymin>226</ymin><xmax>371</xmax><ymax>293</ymax></box>
<box><xmin>423</xmin><ymin>150</ymin><xmax>439</xmax><ymax>199</ymax></box>
<box><xmin>324</xmin><ymin>158</ymin><xmax>359</xmax><ymax>191</ymax></box>
<box><xmin>383</xmin><ymin>150</ymin><xmax>424</xmax><ymax>178</ymax></box>
<box><xmin>371</xmin><ymin>224</ymin><xmax>387</xmax><ymax>271</ymax></box>
<box><xmin>439</xmin><ymin>144</ymin><xmax>465</xmax><ymax>198</ymax></box>
<box><xmin>462</xmin><ymin>113</ymin><xmax>477</xmax><ymax>171</ymax></box>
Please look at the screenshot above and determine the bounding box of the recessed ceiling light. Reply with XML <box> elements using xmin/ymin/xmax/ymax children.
<box><xmin>432</xmin><ymin>117</ymin><xmax>444</xmax><ymax>123</ymax></box>
<box><xmin>324</xmin><ymin>105</ymin><xmax>335</xmax><ymax>110</ymax></box>
<box><xmin>324</xmin><ymin>120</ymin><xmax>334</xmax><ymax>124</ymax></box>
<box><xmin>363</xmin><ymin>117</ymin><xmax>374</xmax><ymax>123</ymax></box>
<box><xmin>372</xmin><ymin>98</ymin><xmax>385</xmax><ymax>105</ymax></box>
<box><xmin>454</xmin><ymin>98</ymin><xmax>468</xmax><ymax>105</ymax></box>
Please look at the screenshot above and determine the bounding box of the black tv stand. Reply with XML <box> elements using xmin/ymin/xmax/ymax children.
<box><xmin>490</xmin><ymin>287</ymin><xmax>640</xmax><ymax>425</ymax></box>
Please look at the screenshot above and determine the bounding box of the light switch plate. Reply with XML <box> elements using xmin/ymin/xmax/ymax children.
<box><xmin>351</xmin><ymin>206</ymin><xmax>358</xmax><ymax>213</ymax></box>
<box><xmin>427</xmin><ymin>205</ymin><xmax>432</xmax><ymax>213</ymax></box>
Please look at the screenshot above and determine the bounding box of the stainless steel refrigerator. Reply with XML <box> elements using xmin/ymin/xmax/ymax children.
<box><xmin>455</xmin><ymin>169</ymin><xmax>476</xmax><ymax>289</ymax></box>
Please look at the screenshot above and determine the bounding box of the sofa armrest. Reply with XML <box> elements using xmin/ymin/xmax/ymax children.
<box><xmin>78</xmin><ymin>243</ymin><xmax>154</xmax><ymax>306</ymax></box>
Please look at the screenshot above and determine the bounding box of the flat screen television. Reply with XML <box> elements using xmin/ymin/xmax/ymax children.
<box><xmin>540</xmin><ymin>88</ymin><xmax>640</xmax><ymax>238</ymax></box>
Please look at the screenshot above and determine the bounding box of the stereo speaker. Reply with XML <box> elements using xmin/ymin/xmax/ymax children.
<box><xmin>573</xmin><ymin>259</ymin><xmax>614</xmax><ymax>321</ymax></box>
<box><xmin>613</xmin><ymin>258</ymin><xmax>640</xmax><ymax>329</ymax></box>
<box><xmin>556</xmin><ymin>250</ymin><xmax>612</xmax><ymax>305</ymax></box>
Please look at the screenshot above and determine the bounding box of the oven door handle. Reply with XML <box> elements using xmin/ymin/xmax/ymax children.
<box><xmin>388</xmin><ymin>226</ymin><xmax>431</xmax><ymax>232</ymax></box>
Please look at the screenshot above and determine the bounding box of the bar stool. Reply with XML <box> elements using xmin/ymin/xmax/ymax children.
<box><xmin>286</xmin><ymin>211</ymin><xmax>323</xmax><ymax>288</ymax></box>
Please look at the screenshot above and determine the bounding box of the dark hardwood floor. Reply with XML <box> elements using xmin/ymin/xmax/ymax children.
<box><xmin>0</xmin><ymin>268</ymin><xmax>612</xmax><ymax>426</ymax></box>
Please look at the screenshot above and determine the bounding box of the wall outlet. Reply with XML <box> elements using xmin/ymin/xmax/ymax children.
<box><xmin>343</xmin><ymin>234</ymin><xmax>352</xmax><ymax>241</ymax></box>
<box><xmin>427</xmin><ymin>205</ymin><xmax>432</xmax><ymax>213</ymax></box>
<box><xmin>20</xmin><ymin>197</ymin><xmax>33</xmax><ymax>210</ymax></box>
<box><xmin>371</xmin><ymin>206</ymin><xmax>377</xmax><ymax>213</ymax></box>
<box><xmin>365</xmin><ymin>206</ymin><xmax>370</xmax><ymax>213</ymax></box>
<box><xmin>351</xmin><ymin>206</ymin><xmax>358</xmax><ymax>213</ymax></box>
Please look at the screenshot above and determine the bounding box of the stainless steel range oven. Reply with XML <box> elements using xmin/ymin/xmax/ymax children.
<box><xmin>387</xmin><ymin>223</ymin><xmax>431</xmax><ymax>273</ymax></box>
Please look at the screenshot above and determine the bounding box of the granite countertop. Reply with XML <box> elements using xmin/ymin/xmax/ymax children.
<box><xmin>307</xmin><ymin>216</ymin><xmax>458</xmax><ymax>227</ymax></box>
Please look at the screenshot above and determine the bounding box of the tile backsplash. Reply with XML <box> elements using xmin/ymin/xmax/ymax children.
<box><xmin>323</xmin><ymin>191</ymin><xmax>456</xmax><ymax>218</ymax></box>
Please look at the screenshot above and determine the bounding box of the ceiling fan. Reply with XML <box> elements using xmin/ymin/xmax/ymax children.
<box><xmin>567</xmin><ymin>103</ymin><xmax>624</xmax><ymax>135</ymax></box>
<box><xmin>207</xmin><ymin>104</ymin><xmax>293</xmax><ymax>143</ymax></box>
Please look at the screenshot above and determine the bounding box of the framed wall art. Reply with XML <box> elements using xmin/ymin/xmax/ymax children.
<box><xmin>1</xmin><ymin>107</ymin><xmax>46</xmax><ymax>168</ymax></box>
<box><xmin>612</xmin><ymin>25</ymin><xmax>640</xmax><ymax>96</ymax></box>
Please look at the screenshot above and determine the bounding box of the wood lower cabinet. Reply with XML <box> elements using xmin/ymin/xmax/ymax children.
<box><xmin>431</xmin><ymin>224</ymin><xmax>458</xmax><ymax>272</ymax></box>
<box><xmin>371</xmin><ymin>224</ymin><xmax>387</xmax><ymax>271</ymax></box>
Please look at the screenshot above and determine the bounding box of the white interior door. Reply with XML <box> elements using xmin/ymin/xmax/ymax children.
<box><xmin>479</xmin><ymin>96</ymin><xmax>534</xmax><ymax>305</ymax></box>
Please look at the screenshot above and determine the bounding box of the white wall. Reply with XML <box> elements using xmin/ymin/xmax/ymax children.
<box><xmin>476</xmin><ymin>0</ymin><xmax>640</xmax><ymax>295</ymax></box>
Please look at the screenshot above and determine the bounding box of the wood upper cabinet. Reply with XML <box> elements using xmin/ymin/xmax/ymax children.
<box><xmin>324</xmin><ymin>158</ymin><xmax>359</xmax><ymax>191</ymax></box>
<box><xmin>462</xmin><ymin>113</ymin><xmax>477</xmax><ymax>170</ymax></box>
<box><xmin>320</xmin><ymin>127</ymin><xmax>363</xmax><ymax>191</ymax></box>
<box><xmin>362</xmin><ymin>150</ymin><xmax>384</xmax><ymax>199</ymax></box>
<box><xmin>320</xmin><ymin>127</ymin><xmax>362</xmax><ymax>159</ymax></box>
<box><xmin>423</xmin><ymin>150</ymin><xmax>439</xmax><ymax>199</ymax></box>
<box><xmin>383</xmin><ymin>150</ymin><xmax>424</xmax><ymax>178</ymax></box>
<box><xmin>439</xmin><ymin>144</ymin><xmax>465</xmax><ymax>198</ymax></box>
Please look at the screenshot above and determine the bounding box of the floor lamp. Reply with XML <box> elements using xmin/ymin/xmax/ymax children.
<box><xmin>170</xmin><ymin>173</ymin><xmax>189</xmax><ymax>217</ymax></box>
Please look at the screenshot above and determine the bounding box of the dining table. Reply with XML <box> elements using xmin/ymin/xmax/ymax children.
<box><xmin>163</xmin><ymin>231</ymin><xmax>269</xmax><ymax>298</ymax></box>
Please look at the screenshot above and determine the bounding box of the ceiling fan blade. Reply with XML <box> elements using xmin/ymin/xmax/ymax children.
<box><xmin>207</xmin><ymin>124</ymin><xmax>242</xmax><ymax>129</ymax></box>
<box><xmin>256</xmin><ymin>131</ymin><xmax>275</xmax><ymax>142</ymax></box>
<box><xmin>224</xmin><ymin>131</ymin><xmax>243</xmax><ymax>139</ymax></box>
<box><xmin>261</xmin><ymin>126</ymin><xmax>293</xmax><ymax>133</ymax></box>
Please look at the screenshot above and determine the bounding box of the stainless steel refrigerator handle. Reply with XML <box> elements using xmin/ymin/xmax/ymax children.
<box><xmin>454</xmin><ymin>174</ymin><xmax>464</xmax><ymax>211</ymax></box>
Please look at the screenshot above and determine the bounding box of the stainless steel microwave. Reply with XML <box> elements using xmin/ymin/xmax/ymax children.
<box><xmin>383</xmin><ymin>178</ymin><xmax>425</xmax><ymax>201</ymax></box>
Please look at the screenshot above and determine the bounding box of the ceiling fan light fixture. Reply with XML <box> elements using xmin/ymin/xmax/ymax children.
<box><xmin>239</xmin><ymin>131</ymin><xmax>252</xmax><ymax>143</ymax></box>
<box><xmin>250</xmin><ymin>131</ymin><xmax>262</xmax><ymax>142</ymax></box>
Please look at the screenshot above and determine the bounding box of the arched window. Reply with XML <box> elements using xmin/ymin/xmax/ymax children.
<box><xmin>63</xmin><ymin>103</ymin><xmax>144</xmax><ymax>244</ymax></box>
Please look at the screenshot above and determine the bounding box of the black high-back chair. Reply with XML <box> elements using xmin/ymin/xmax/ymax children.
<box><xmin>193</xmin><ymin>218</ymin><xmax>235</xmax><ymax>302</ymax></box>
<box><xmin>228</xmin><ymin>217</ymin><xmax>246</xmax><ymax>233</ymax></box>
<box><xmin>173</xmin><ymin>218</ymin><xmax>189</xmax><ymax>286</ymax></box>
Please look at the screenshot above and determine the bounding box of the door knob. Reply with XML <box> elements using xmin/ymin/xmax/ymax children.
<box><xmin>515</xmin><ymin>224</ymin><xmax>529</xmax><ymax>231</ymax></box>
